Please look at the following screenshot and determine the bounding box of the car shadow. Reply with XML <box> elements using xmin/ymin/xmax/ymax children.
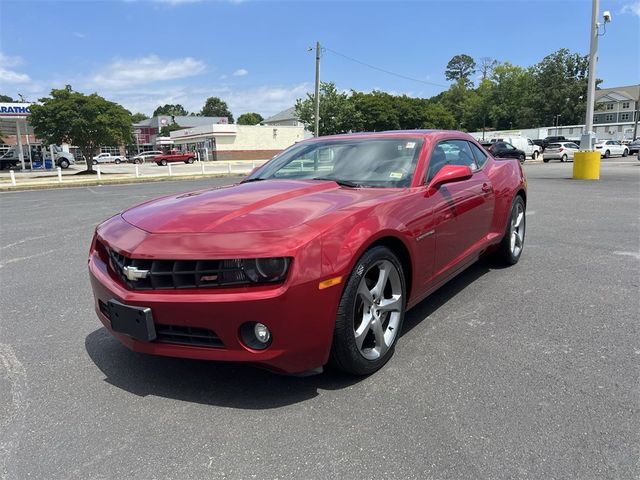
<box><xmin>85</xmin><ymin>258</ymin><xmax>497</xmax><ymax>409</ymax></box>
<box><xmin>85</xmin><ymin>328</ymin><xmax>360</xmax><ymax>410</ymax></box>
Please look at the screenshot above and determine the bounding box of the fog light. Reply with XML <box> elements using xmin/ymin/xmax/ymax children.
<box><xmin>254</xmin><ymin>323</ymin><xmax>271</xmax><ymax>343</ymax></box>
<box><xmin>240</xmin><ymin>322</ymin><xmax>272</xmax><ymax>350</ymax></box>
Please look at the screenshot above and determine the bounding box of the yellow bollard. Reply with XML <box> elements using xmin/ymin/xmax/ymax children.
<box><xmin>573</xmin><ymin>151</ymin><xmax>601</xmax><ymax>180</ymax></box>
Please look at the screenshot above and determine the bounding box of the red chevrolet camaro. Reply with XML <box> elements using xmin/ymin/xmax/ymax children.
<box><xmin>89</xmin><ymin>130</ymin><xmax>527</xmax><ymax>375</ymax></box>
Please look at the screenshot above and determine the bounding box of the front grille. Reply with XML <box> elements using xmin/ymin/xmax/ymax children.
<box><xmin>106</xmin><ymin>245</ymin><xmax>249</xmax><ymax>290</ymax></box>
<box><xmin>97</xmin><ymin>300</ymin><xmax>224</xmax><ymax>348</ymax></box>
<box><xmin>156</xmin><ymin>324</ymin><xmax>224</xmax><ymax>348</ymax></box>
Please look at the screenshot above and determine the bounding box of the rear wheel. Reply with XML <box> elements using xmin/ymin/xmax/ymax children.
<box><xmin>543</xmin><ymin>157</ymin><xmax>550</xmax><ymax>163</ymax></box>
<box><xmin>330</xmin><ymin>246</ymin><xmax>406</xmax><ymax>375</ymax></box>
<box><xmin>92</xmin><ymin>160</ymin><xmax>98</xmax><ymax>165</ymax></box>
<box><xmin>115</xmin><ymin>158</ymin><xmax>121</xmax><ymax>164</ymax></box>
<box><xmin>186</xmin><ymin>157</ymin><xmax>194</xmax><ymax>164</ymax></box>
<box><xmin>561</xmin><ymin>154</ymin><xmax>568</xmax><ymax>162</ymax></box>
<box><xmin>604</xmin><ymin>150</ymin><xmax>610</xmax><ymax>158</ymax></box>
<box><xmin>622</xmin><ymin>149</ymin><xmax>628</xmax><ymax>157</ymax></box>
<box><xmin>532</xmin><ymin>151</ymin><xmax>539</xmax><ymax>160</ymax></box>
<box><xmin>494</xmin><ymin>195</ymin><xmax>526</xmax><ymax>266</ymax></box>
<box><xmin>518</xmin><ymin>153</ymin><xmax>525</xmax><ymax>164</ymax></box>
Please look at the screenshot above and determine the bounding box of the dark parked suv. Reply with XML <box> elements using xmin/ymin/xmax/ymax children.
<box><xmin>487</xmin><ymin>142</ymin><xmax>527</xmax><ymax>163</ymax></box>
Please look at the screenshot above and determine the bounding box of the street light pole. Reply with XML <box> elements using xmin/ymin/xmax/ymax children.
<box><xmin>581</xmin><ymin>0</ymin><xmax>600</xmax><ymax>150</ymax></box>
<box><xmin>314</xmin><ymin>41</ymin><xmax>321</xmax><ymax>137</ymax></box>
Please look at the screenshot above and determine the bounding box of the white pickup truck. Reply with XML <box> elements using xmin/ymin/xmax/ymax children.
<box><xmin>92</xmin><ymin>152</ymin><xmax>126</xmax><ymax>164</ymax></box>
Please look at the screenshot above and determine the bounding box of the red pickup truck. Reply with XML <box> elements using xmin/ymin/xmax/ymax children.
<box><xmin>154</xmin><ymin>152</ymin><xmax>196</xmax><ymax>166</ymax></box>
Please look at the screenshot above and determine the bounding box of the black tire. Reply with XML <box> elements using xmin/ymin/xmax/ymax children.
<box><xmin>115</xmin><ymin>158</ymin><xmax>121</xmax><ymax>164</ymax></box>
<box><xmin>160</xmin><ymin>159</ymin><xmax>168</xmax><ymax>166</ymax></box>
<box><xmin>494</xmin><ymin>195</ymin><xmax>526</xmax><ymax>266</ymax></box>
<box><xmin>532</xmin><ymin>151</ymin><xmax>539</xmax><ymax>160</ymax></box>
<box><xmin>329</xmin><ymin>246</ymin><xmax>406</xmax><ymax>375</ymax></box>
<box><xmin>518</xmin><ymin>154</ymin><xmax>525</xmax><ymax>164</ymax></box>
<box><xmin>134</xmin><ymin>159</ymin><xmax>141</xmax><ymax>164</ymax></box>
<box><xmin>622</xmin><ymin>149</ymin><xmax>628</xmax><ymax>157</ymax></box>
<box><xmin>543</xmin><ymin>157</ymin><xmax>550</xmax><ymax>163</ymax></box>
<box><xmin>186</xmin><ymin>157</ymin><xmax>194</xmax><ymax>164</ymax></box>
<box><xmin>92</xmin><ymin>160</ymin><xmax>98</xmax><ymax>165</ymax></box>
<box><xmin>604</xmin><ymin>150</ymin><xmax>610</xmax><ymax>159</ymax></box>
<box><xmin>59</xmin><ymin>159</ymin><xmax>70</xmax><ymax>169</ymax></box>
<box><xmin>561</xmin><ymin>154</ymin><xmax>567</xmax><ymax>163</ymax></box>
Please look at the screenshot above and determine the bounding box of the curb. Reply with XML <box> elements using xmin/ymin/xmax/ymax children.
<box><xmin>0</xmin><ymin>172</ymin><xmax>245</xmax><ymax>192</ymax></box>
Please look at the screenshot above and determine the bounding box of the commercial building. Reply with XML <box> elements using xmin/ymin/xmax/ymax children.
<box><xmin>170</xmin><ymin>124</ymin><xmax>305</xmax><ymax>161</ymax></box>
<box><xmin>131</xmin><ymin>115</ymin><xmax>228</xmax><ymax>153</ymax></box>
<box><xmin>261</xmin><ymin>107</ymin><xmax>306</xmax><ymax>127</ymax></box>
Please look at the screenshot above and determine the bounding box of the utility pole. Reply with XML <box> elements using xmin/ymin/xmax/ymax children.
<box><xmin>581</xmin><ymin>0</ymin><xmax>600</xmax><ymax>150</ymax></box>
<box><xmin>314</xmin><ymin>41</ymin><xmax>321</xmax><ymax>137</ymax></box>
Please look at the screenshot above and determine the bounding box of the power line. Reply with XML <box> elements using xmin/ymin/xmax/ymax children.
<box><xmin>323</xmin><ymin>46</ymin><xmax>449</xmax><ymax>89</ymax></box>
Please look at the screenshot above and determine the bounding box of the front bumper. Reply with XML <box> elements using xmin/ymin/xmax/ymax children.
<box><xmin>88</xmin><ymin>249</ymin><xmax>342</xmax><ymax>374</ymax></box>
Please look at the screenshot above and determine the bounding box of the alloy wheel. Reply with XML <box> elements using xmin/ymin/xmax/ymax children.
<box><xmin>510</xmin><ymin>202</ymin><xmax>525</xmax><ymax>258</ymax></box>
<box><xmin>353</xmin><ymin>259</ymin><xmax>403</xmax><ymax>360</ymax></box>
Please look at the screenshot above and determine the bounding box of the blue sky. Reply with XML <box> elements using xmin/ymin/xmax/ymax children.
<box><xmin>1</xmin><ymin>0</ymin><xmax>638</xmax><ymax>118</ymax></box>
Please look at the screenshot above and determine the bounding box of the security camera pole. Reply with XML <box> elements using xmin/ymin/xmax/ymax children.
<box><xmin>314</xmin><ymin>41</ymin><xmax>321</xmax><ymax>137</ymax></box>
<box><xmin>580</xmin><ymin>0</ymin><xmax>601</xmax><ymax>150</ymax></box>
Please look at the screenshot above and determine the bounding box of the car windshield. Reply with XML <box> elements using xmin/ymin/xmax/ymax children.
<box><xmin>246</xmin><ymin>137</ymin><xmax>424</xmax><ymax>188</ymax></box>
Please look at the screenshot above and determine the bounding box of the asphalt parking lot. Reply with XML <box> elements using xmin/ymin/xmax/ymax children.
<box><xmin>1</xmin><ymin>158</ymin><xmax>638</xmax><ymax>479</ymax></box>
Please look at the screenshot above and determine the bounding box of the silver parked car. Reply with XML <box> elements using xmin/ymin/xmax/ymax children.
<box><xmin>128</xmin><ymin>150</ymin><xmax>164</xmax><ymax>164</ymax></box>
<box><xmin>543</xmin><ymin>142</ymin><xmax>580</xmax><ymax>163</ymax></box>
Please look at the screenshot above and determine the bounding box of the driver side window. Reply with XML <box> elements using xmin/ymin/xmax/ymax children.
<box><xmin>426</xmin><ymin>139</ymin><xmax>478</xmax><ymax>182</ymax></box>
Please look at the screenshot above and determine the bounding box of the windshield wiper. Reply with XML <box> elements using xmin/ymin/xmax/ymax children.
<box><xmin>240</xmin><ymin>177</ymin><xmax>265</xmax><ymax>183</ymax></box>
<box><xmin>312</xmin><ymin>177</ymin><xmax>364</xmax><ymax>188</ymax></box>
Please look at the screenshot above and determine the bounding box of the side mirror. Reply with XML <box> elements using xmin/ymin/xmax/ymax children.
<box><xmin>427</xmin><ymin>165</ymin><xmax>473</xmax><ymax>191</ymax></box>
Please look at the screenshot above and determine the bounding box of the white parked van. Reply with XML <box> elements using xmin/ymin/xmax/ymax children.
<box><xmin>493</xmin><ymin>137</ymin><xmax>541</xmax><ymax>160</ymax></box>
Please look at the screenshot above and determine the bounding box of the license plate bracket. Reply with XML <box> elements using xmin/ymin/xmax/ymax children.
<box><xmin>107</xmin><ymin>299</ymin><xmax>156</xmax><ymax>342</ymax></box>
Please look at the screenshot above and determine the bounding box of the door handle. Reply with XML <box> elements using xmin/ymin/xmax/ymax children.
<box><xmin>482</xmin><ymin>183</ymin><xmax>493</xmax><ymax>193</ymax></box>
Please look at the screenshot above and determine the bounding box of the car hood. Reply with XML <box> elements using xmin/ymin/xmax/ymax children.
<box><xmin>121</xmin><ymin>179</ymin><xmax>398</xmax><ymax>234</ymax></box>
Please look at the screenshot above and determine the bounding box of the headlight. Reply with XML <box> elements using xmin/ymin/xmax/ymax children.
<box><xmin>242</xmin><ymin>257</ymin><xmax>290</xmax><ymax>283</ymax></box>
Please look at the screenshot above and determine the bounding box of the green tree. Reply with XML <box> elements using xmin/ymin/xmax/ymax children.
<box><xmin>29</xmin><ymin>86</ymin><xmax>133</xmax><ymax>173</ymax></box>
<box><xmin>200</xmin><ymin>97</ymin><xmax>234</xmax><ymax>123</ymax></box>
<box><xmin>159</xmin><ymin>122</ymin><xmax>183</xmax><ymax>137</ymax></box>
<box><xmin>529</xmin><ymin>48</ymin><xmax>592</xmax><ymax>127</ymax></box>
<box><xmin>0</xmin><ymin>94</ymin><xmax>15</xmax><ymax>102</ymax></box>
<box><xmin>131</xmin><ymin>112</ymin><xmax>149</xmax><ymax>122</ymax></box>
<box><xmin>350</xmin><ymin>90</ymin><xmax>400</xmax><ymax>131</ymax></box>
<box><xmin>152</xmin><ymin>104</ymin><xmax>188</xmax><ymax>117</ymax></box>
<box><xmin>237</xmin><ymin>112</ymin><xmax>264</xmax><ymax>125</ymax></box>
<box><xmin>295</xmin><ymin>82</ymin><xmax>359</xmax><ymax>136</ymax></box>
<box><xmin>445</xmin><ymin>54</ymin><xmax>476</xmax><ymax>87</ymax></box>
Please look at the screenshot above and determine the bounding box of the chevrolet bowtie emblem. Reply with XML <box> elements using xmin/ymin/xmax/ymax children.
<box><xmin>123</xmin><ymin>266</ymin><xmax>150</xmax><ymax>281</ymax></box>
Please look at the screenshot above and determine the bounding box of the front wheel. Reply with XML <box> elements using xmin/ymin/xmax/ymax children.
<box><xmin>92</xmin><ymin>160</ymin><xmax>98</xmax><ymax>165</ymax></box>
<box><xmin>622</xmin><ymin>149</ymin><xmax>628</xmax><ymax>157</ymax></box>
<box><xmin>518</xmin><ymin>154</ymin><xmax>525</xmax><ymax>164</ymax></box>
<box><xmin>561</xmin><ymin>154</ymin><xmax>568</xmax><ymax>163</ymax></box>
<box><xmin>186</xmin><ymin>157</ymin><xmax>194</xmax><ymax>164</ymax></box>
<box><xmin>160</xmin><ymin>159</ymin><xmax>168</xmax><ymax>166</ymax></box>
<box><xmin>604</xmin><ymin>150</ymin><xmax>610</xmax><ymax>159</ymax></box>
<box><xmin>59</xmin><ymin>159</ymin><xmax>70</xmax><ymax>169</ymax></box>
<box><xmin>494</xmin><ymin>195</ymin><xmax>526</xmax><ymax>266</ymax></box>
<box><xmin>330</xmin><ymin>246</ymin><xmax>406</xmax><ymax>375</ymax></box>
<box><xmin>543</xmin><ymin>157</ymin><xmax>550</xmax><ymax>163</ymax></box>
<box><xmin>532</xmin><ymin>151</ymin><xmax>539</xmax><ymax>160</ymax></box>
<box><xmin>115</xmin><ymin>158</ymin><xmax>121</xmax><ymax>164</ymax></box>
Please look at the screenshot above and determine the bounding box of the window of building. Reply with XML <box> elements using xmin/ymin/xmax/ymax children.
<box><xmin>620</xmin><ymin>113</ymin><xmax>630</xmax><ymax>121</ymax></box>
<box><xmin>606</xmin><ymin>103</ymin><xmax>614</xmax><ymax>110</ymax></box>
<box><xmin>604</xmin><ymin>114</ymin><xmax>615</xmax><ymax>122</ymax></box>
<box><xmin>622</xmin><ymin>102</ymin><xmax>630</xmax><ymax>109</ymax></box>
<box><xmin>100</xmin><ymin>146</ymin><xmax>120</xmax><ymax>155</ymax></box>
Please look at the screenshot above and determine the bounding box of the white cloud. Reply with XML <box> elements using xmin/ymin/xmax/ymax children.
<box><xmin>88</xmin><ymin>55</ymin><xmax>206</xmax><ymax>88</ymax></box>
<box><xmin>73</xmin><ymin>32</ymin><xmax>86</xmax><ymax>38</ymax></box>
<box><xmin>0</xmin><ymin>68</ymin><xmax>31</xmax><ymax>83</ymax></box>
<box><xmin>0</xmin><ymin>52</ymin><xmax>24</xmax><ymax>67</ymax></box>
<box><xmin>621</xmin><ymin>1</ymin><xmax>640</xmax><ymax>16</ymax></box>
<box><xmin>0</xmin><ymin>54</ymin><xmax>30</xmax><ymax>83</ymax></box>
<box><xmin>232</xmin><ymin>68</ymin><xmax>248</xmax><ymax>77</ymax></box>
